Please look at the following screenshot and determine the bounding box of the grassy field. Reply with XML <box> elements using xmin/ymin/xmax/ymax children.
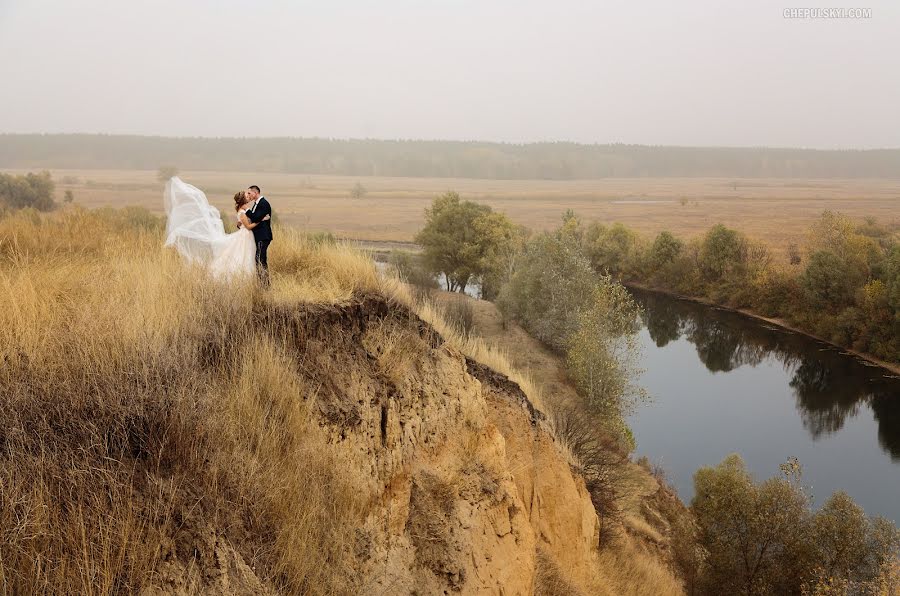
<box><xmin>8</xmin><ymin>167</ymin><xmax>900</xmax><ymax>256</ymax></box>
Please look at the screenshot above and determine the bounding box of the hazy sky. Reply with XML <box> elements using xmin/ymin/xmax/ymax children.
<box><xmin>1</xmin><ymin>0</ymin><xmax>898</xmax><ymax>147</ymax></box>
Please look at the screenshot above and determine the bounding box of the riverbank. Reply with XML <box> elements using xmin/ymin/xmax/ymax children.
<box><xmin>351</xmin><ymin>236</ymin><xmax>900</xmax><ymax>378</ymax></box>
<box><xmin>625</xmin><ymin>281</ymin><xmax>900</xmax><ymax>377</ymax></box>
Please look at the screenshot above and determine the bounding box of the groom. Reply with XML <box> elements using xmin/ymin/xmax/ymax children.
<box><xmin>244</xmin><ymin>185</ymin><xmax>272</xmax><ymax>286</ymax></box>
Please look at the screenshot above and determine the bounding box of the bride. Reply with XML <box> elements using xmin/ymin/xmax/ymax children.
<box><xmin>163</xmin><ymin>177</ymin><xmax>267</xmax><ymax>278</ymax></box>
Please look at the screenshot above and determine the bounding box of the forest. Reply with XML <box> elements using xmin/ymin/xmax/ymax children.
<box><xmin>3</xmin><ymin>134</ymin><xmax>900</xmax><ymax>179</ymax></box>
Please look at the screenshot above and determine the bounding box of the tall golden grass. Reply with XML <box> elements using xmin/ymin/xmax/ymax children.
<box><xmin>0</xmin><ymin>207</ymin><xmax>388</xmax><ymax>594</ymax></box>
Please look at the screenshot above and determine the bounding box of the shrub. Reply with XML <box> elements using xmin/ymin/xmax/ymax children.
<box><xmin>691</xmin><ymin>455</ymin><xmax>814</xmax><ymax>594</ymax></box>
<box><xmin>698</xmin><ymin>224</ymin><xmax>748</xmax><ymax>282</ymax></box>
<box><xmin>0</xmin><ymin>171</ymin><xmax>57</xmax><ymax>211</ymax></box>
<box><xmin>497</xmin><ymin>225</ymin><xmax>596</xmax><ymax>351</ymax></box>
<box><xmin>388</xmin><ymin>249</ymin><xmax>438</xmax><ymax>302</ymax></box>
<box><xmin>584</xmin><ymin>222</ymin><xmax>640</xmax><ymax>277</ymax></box>
<box><xmin>691</xmin><ymin>455</ymin><xmax>900</xmax><ymax>596</ymax></box>
<box><xmin>566</xmin><ymin>281</ymin><xmax>647</xmax><ymax>428</ymax></box>
<box><xmin>500</xmin><ymin>217</ymin><xmax>646</xmax><ymax>440</ymax></box>
<box><xmin>442</xmin><ymin>296</ymin><xmax>475</xmax><ymax>337</ymax></box>
<box><xmin>350</xmin><ymin>181</ymin><xmax>367</xmax><ymax>199</ymax></box>
<box><xmin>550</xmin><ymin>402</ymin><xmax>630</xmax><ymax>539</ymax></box>
<box><xmin>801</xmin><ymin>251</ymin><xmax>861</xmax><ymax>311</ymax></box>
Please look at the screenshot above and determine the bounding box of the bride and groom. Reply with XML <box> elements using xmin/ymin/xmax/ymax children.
<box><xmin>163</xmin><ymin>177</ymin><xmax>273</xmax><ymax>284</ymax></box>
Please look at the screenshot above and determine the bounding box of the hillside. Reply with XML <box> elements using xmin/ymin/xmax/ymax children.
<box><xmin>0</xmin><ymin>208</ymin><xmax>684</xmax><ymax>594</ymax></box>
<box><xmin>4</xmin><ymin>134</ymin><xmax>900</xmax><ymax>179</ymax></box>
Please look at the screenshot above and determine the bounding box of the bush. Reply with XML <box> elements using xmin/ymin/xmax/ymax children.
<box><xmin>499</xmin><ymin>216</ymin><xmax>646</xmax><ymax>440</ymax></box>
<box><xmin>748</xmin><ymin>266</ymin><xmax>801</xmax><ymax>317</ymax></box>
<box><xmin>583</xmin><ymin>222</ymin><xmax>641</xmax><ymax>277</ymax></box>
<box><xmin>350</xmin><ymin>181</ymin><xmax>367</xmax><ymax>199</ymax></box>
<box><xmin>692</xmin><ymin>454</ymin><xmax>815</xmax><ymax>594</ymax></box>
<box><xmin>802</xmin><ymin>251</ymin><xmax>862</xmax><ymax>311</ymax></box>
<box><xmin>698</xmin><ymin>224</ymin><xmax>748</xmax><ymax>282</ymax></box>
<box><xmin>565</xmin><ymin>280</ymin><xmax>646</xmax><ymax>428</ymax></box>
<box><xmin>691</xmin><ymin>455</ymin><xmax>900</xmax><ymax>595</ymax></box>
<box><xmin>388</xmin><ymin>250</ymin><xmax>438</xmax><ymax>302</ymax></box>
<box><xmin>497</xmin><ymin>223</ymin><xmax>596</xmax><ymax>351</ymax></box>
<box><xmin>550</xmin><ymin>402</ymin><xmax>630</xmax><ymax>540</ymax></box>
<box><xmin>0</xmin><ymin>171</ymin><xmax>57</xmax><ymax>212</ymax></box>
<box><xmin>442</xmin><ymin>296</ymin><xmax>475</xmax><ymax>337</ymax></box>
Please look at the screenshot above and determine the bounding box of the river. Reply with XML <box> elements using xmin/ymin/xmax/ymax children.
<box><xmin>627</xmin><ymin>287</ymin><xmax>900</xmax><ymax>523</ymax></box>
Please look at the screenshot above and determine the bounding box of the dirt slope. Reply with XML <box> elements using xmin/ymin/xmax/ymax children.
<box><xmin>141</xmin><ymin>293</ymin><xmax>601</xmax><ymax>595</ymax></box>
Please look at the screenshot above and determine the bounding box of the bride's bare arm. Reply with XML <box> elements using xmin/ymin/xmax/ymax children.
<box><xmin>238</xmin><ymin>212</ymin><xmax>270</xmax><ymax>229</ymax></box>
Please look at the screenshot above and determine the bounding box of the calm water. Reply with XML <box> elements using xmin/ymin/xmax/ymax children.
<box><xmin>627</xmin><ymin>287</ymin><xmax>900</xmax><ymax>522</ymax></box>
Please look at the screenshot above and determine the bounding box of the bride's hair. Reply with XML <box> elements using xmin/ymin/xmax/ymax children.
<box><xmin>233</xmin><ymin>190</ymin><xmax>248</xmax><ymax>211</ymax></box>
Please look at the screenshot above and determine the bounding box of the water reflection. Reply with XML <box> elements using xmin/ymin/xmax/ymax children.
<box><xmin>631</xmin><ymin>288</ymin><xmax>900</xmax><ymax>460</ymax></box>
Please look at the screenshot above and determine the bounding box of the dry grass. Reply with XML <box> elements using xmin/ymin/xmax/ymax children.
<box><xmin>535</xmin><ymin>548</ymin><xmax>584</xmax><ymax>596</ymax></box>
<box><xmin>17</xmin><ymin>167</ymin><xmax>900</xmax><ymax>258</ymax></box>
<box><xmin>590</xmin><ymin>533</ymin><xmax>686</xmax><ymax>596</ymax></box>
<box><xmin>415</xmin><ymin>298</ymin><xmax>547</xmax><ymax>414</ymax></box>
<box><xmin>0</xmin><ymin>207</ymin><xmax>392</xmax><ymax>594</ymax></box>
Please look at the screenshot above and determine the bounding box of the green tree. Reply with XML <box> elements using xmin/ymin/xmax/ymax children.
<box><xmin>584</xmin><ymin>222</ymin><xmax>639</xmax><ymax>277</ymax></box>
<box><xmin>807</xmin><ymin>210</ymin><xmax>879</xmax><ymax>276</ymax></box>
<box><xmin>497</xmin><ymin>222</ymin><xmax>596</xmax><ymax>350</ymax></box>
<box><xmin>566</xmin><ymin>280</ymin><xmax>646</xmax><ymax>426</ymax></box>
<box><xmin>801</xmin><ymin>251</ymin><xmax>862</xmax><ymax>311</ymax></box>
<box><xmin>691</xmin><ymin>454</ymin><xmax>813</xmax><ymax>595</ymax></box>
<box><xmin>474</xmin><ymin>214</ymin><xmax>525</xmax><ymax>300</ymax></box>
<box><xmin>885</xmin><ymin>245</ymin><xmax>900</xmax><ymax>318</ymax></box>
<box><xmin>698</xmin><ymin>224</ymin><xmax>747</xmax><ymax>282</ymax></box>
<box><xmin>649</xmin><ymin>230</ymin><xmax>683</xmax><ymax>270</ymax></box>
<box><xmin>691</xmin><ymin>456</ymin><xmax>900</xmax><ymax>595</ymax></box>
<box><xmin>812</xmin><ymin>492</ymin><xmax>869</xmax><ymax>583</ymax></box>
<box><xmin>0</xmin><ymin>171</ymin><xmax>57</xmax><ymax>211</ymax></box>
<box><xmin>414</xmin><ymin>192</ymin><xmax>516</xmax><ymax>294</ymax></box>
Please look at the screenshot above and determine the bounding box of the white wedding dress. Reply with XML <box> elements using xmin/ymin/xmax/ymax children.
<box><xmin>163</xmin><ymin>177</ymin><xmax>255</xmax><ymax>278</ymax></box>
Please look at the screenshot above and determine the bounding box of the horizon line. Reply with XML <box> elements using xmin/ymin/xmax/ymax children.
<box><xmin>2</xmin><ymin>132</ymin><xmax>899</xmax><ymax>153</ymax></box>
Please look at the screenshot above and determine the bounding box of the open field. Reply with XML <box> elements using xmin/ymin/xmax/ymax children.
<box><xmin>8</xmin><ymin>168</ymin><xmax>900</xmax><ymax>257</ymax></box>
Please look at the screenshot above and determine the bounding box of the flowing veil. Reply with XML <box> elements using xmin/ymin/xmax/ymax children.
<box><xmin>163</xmin><ymin>177</ymin><xmax>226</xmax><ymax>265</ymax></box>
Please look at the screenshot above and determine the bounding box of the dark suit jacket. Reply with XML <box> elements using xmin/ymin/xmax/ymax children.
<box><xmin>246</xmin><ymin>196</ymin><xmax>273</xmax><ymax>242</ymax></box>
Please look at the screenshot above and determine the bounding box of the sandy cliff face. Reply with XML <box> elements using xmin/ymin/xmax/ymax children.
<box><xmin>142</xmin><ymin>294</ymin><xmax>601</xmax><ymax>595</ymax></box>
<box><xmin>308</xmin><ymin>296</ymin><xmax>600</xmax><ymax>594</ymax></box>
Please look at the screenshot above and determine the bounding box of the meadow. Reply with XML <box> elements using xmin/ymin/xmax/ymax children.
<box><xmin>9</xmin><ymin>168</ymin><xmax>899</xmax><ymax>259</ymax></box>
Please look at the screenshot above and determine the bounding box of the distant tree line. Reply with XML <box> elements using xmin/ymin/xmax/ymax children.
<box><xmin>3</xmin><ymin>134</ymin><xmax>900</xmax><ymax>179</ymax></box>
